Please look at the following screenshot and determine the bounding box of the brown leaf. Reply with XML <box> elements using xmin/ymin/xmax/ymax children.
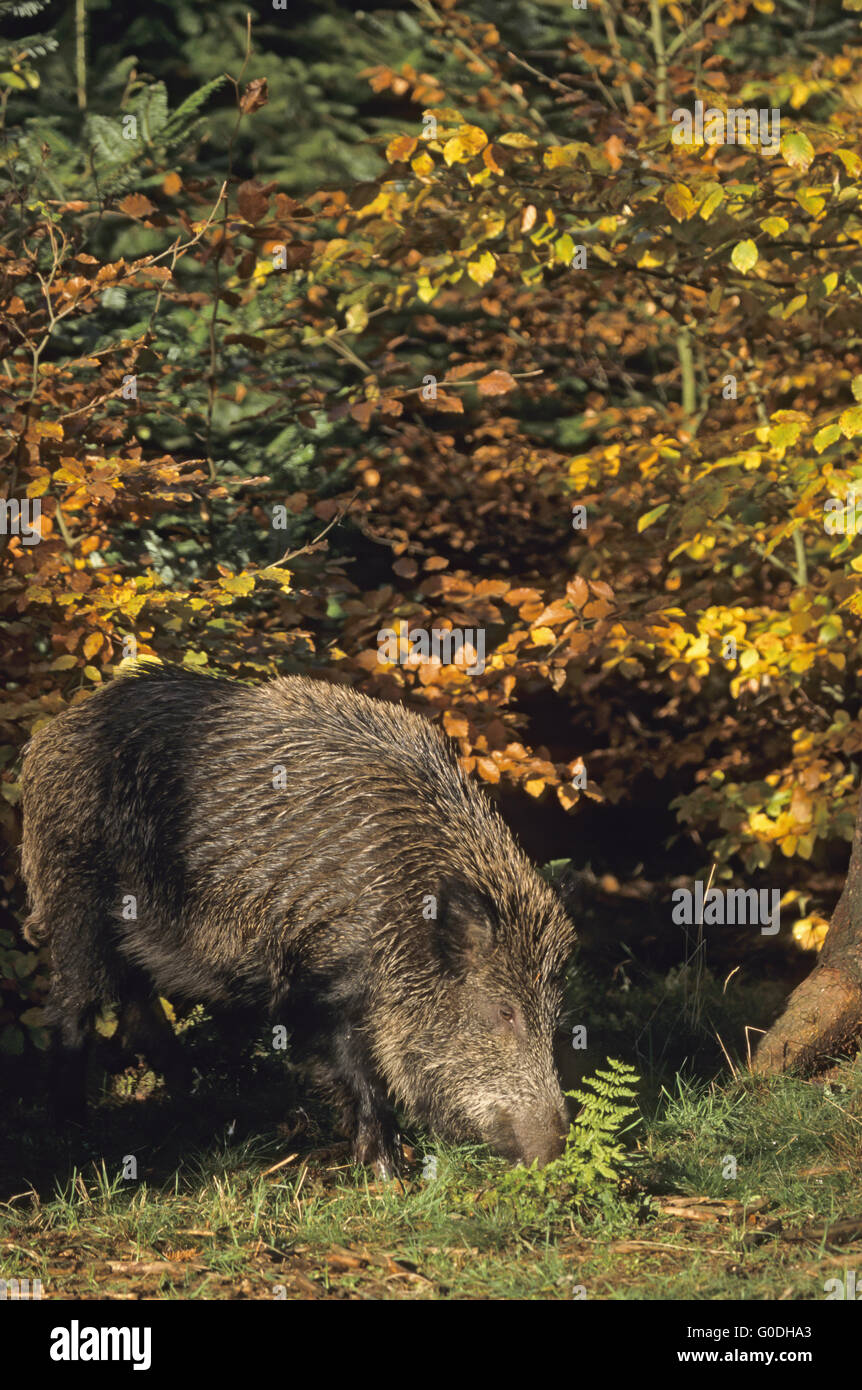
<box><xmin>445</xmin><ymin>362</ymin><xmax>485</xmax><ymax>382</ymax></box>
<box><xmin>477</xmin><ymin>370</ymin><xmax>517</xmax><ymax>397</ymax></box>
<box><xmin>567</xmin><ymin>576</ymin><xmax>589</xmax><ymax>609</ymax></box>
<box><xmin>443</xmin><ymin>711</ymin><xmax>470</xmax><ymax>739</ymax></box>
<box><xmin>240</xmin><ymin>77</ymin><xmax>269</xmax><ymax>114</ymax></box>
<box><xmin>351</xmin><ymin>401</ymin><xmax>376</xmax><ymax>427</ymax></box>
<box><xmin>118</xmin><ymin>194</ymin><xmax>157</xmax><ymax>221</ymax></box>
<box><xmin>237</xmin><ymin>180</ymin><xmax>270</xmax><ymax>225</ymax></box>
<box><xmin>433</xmin><ymin>393</ymin><xmax>464</xmax><ymax>413</ymax></box>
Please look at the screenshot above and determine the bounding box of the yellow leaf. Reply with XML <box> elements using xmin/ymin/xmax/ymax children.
<box><xmin>467</xmin><ymin>251</ymin><xmax>496</xmax><ymax>286</ymax></box>
<box><xmin>664</xmin><ymin>182</ymin><xmax>695</xmax><ymax>222</ymax></box>
<box><xmin>760</xmin><ymin>216</ymin><xmax>788</xmax><ymax>237</ymax></box>
<box><xmin>839</xmin><ymin>405</ymin><xmax>862</xmax><ymax>438</ymax></box>
<box><xmin>795</xmin><ymin>188</ymin><xmax>825</xmax><ymax>216</ymax></box>
<box><xmin>698</xmin><ymin>186</ymin><xmax>724</xmax><ymax>221</ymax></box>
<box><xmin>220</xmin><ymin>572</ymin><xmax>256</xmax><ymax>596</ymax></box>
<box><xmin>544</xmin><ymin>144</ymin><xmax>582</xmax><ymax>169</ymax></box>
<box><xmin>258</xmin><ymin>565</ymin><xmax>293</xmax><ymax>590</ymax></box>
<box><xmin>443</xmin><ymin>124</ymin><xmax>487</xmax><ymax>164</ymax></box>
<box><xmin>497</xmin><ymin>132</ymin><xmax>536</xmax><ymax>148</ymax></box>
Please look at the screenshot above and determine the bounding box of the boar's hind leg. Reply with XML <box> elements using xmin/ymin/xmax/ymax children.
<box><xmin>43</xmin><ymin>915</ymin><xmax>123</xmax><ymax>1125</ymax></box>
<box><xmin>333</xmin><ymin>1035</ymin><xmax>402</xmax><ymax>1179</ymax></box>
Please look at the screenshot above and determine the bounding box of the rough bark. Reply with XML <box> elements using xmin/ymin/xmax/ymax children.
<box><xmin>753</xmin><ymin>789</ymin><xmax>862</xmax><ymax>1075</ymax></box>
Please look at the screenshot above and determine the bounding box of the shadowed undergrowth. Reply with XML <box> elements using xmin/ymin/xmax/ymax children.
<box><xmin>2</xmin><ymin>968</ymin><xmax>862</xmax><ymax>1300</ymax></box>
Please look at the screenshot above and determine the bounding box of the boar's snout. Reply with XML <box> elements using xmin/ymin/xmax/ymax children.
<box><xmin>488</xmin><ymin>1101</ymin><xmax>568</xmax><ymax>1168</ymax></box>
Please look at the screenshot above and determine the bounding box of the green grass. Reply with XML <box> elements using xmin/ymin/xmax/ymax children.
<box><xmin>2</xmin><ymin>969</ymin><xmax>862</xmax><ymax>1300</ymax></box>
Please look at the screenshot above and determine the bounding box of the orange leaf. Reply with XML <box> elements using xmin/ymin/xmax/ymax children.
<box><xmin>477</xmin><ymin>370</ymin><xmax>517</xmax><ymax>396</ymax></box>
<box><xmin>119</xmin><ymin>193</ymin><xmax>157</xmax><ymax>220</ymax></box>
<box><xmin>386</xmin><ymin>135</ymin><xmax>418</xmax><ymax>163</ymax></box>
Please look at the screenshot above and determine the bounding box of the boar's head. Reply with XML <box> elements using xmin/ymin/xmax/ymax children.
<box><xmin>382</xmin><ymin>870</ymin><xmax>576</xmax><ymax>1169</ymax></box>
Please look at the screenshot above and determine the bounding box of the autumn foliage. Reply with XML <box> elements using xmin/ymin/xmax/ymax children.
<box><xmin>3</xmin><ymin>0</ymin><xmax>862</xmax><ymax>1057</ymax></box>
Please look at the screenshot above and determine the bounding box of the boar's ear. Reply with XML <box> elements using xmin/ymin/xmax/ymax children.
<box><xmin>435</xmin><ymin>876</ymin><xmax>497</xmax><ymax>974</ymax></box>
<box><xmin>556</xmin><ymin>866</ymin><xmax>592</xmax><ymax>921</ymax></box>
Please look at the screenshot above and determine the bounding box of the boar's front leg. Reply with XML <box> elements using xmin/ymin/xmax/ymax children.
<box><xmin>333</xmin><ymin>1029</ymin><xmax>402</xmax><ymax>1178</ymax></box>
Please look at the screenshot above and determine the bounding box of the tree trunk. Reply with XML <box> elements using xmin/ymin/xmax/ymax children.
<box><xmin>753</xmin><ymin>789</ymin><xmax>862</xmax><ymax>1075</ymax></box>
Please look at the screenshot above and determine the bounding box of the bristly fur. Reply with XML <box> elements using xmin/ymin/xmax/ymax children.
<box><xmin>21</xmin><ymin>664</ymin><xmax>577</xmax><ymax>1172</ymax></box>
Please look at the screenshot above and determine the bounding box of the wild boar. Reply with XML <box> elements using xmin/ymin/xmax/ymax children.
<box><xmin>21</xmin><ymin>665</ymin><xmax>576</xmax><ymax>1174</ymax></box>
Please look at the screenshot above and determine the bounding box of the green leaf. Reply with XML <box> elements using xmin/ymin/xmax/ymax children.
<box><xmin>554</xmin><ymin>234</ymin><xmax>576</xmax><ymax>265</ymax></box>
<box><xmin>731</xmin><ymin>240</ymin><xmax>758</xmax><ymax>274</ymax></box>
<box><xmin>637</xmin><ymin>503</ymin><xmax>669</xmax><ymax>533</ymax></box>
<box><xmin>781</xmin><ymin>130</ymin><xmax>815</xmax><ymax>172</ymax></box>
<box><xmin>814</xmin><ymin>423</ymin><xmax>842</xmax><ymax>453</ymax></box>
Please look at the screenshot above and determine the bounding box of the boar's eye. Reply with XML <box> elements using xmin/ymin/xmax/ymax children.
<box><xmin>495</xmin><ymin>1004</ymin><xmax>523</xmax><ymax>1035</ymax></box>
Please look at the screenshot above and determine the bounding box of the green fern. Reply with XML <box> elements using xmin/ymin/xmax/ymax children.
<box><xmin>494</xmin><ymin>1058</ymin><xmax>641</xmax><ymax>1211</ymax></box>
<box><xmin>161</xmin><ymin>75</ymin><xmax>228</xmax><ymax>138</ymax></box>
<box><xmin>560</xmin><ymin>1058</ymin><xmax>641</xmax><ymax>1188</ymax></box>
<box><xmin>0</xmin><ymin>0</ymin><xmax>58</xmax><ymax>73</ymax></box>
<box><xmin>80</xmin><ymin>76</ymin><xmax>227</xmax><ymax>197</ymax></box>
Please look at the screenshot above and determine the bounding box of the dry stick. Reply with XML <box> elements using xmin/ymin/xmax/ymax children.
<box><xmin>205</xmin><ymin>12</ymin><xmax>254</xmax><ymax>482</ymax></box>
<box><xmin>600</xmin><ymin>3</ymin><xmax>635</xmax><ymax>112</ymax></box>
<box><xmin>676</xmin><ymin>327</ymin><xmax>697</xmax><ymax>421</ymax></box>
<box><xmin>649</xmin><ymin>0</ymin><xmax>668</xmax><ymax>128</ymax></box>
<box><xmin>722</xmin><ymin>965</ymin><xmax>741</xmax><ymax>995</ymax></box>
<box><xmin>687</xmin><ymin>860</ymin><xmax>715</xmax><ymax>1030</ymax></box>
<box><xmin>273</xmin><ymin>489</ymin><xmax>362</xmax><ymax>568</ymax></box>
<box><xmin>744</xmin><ymin>1027</ymin><xmax>766</xmax><ymax>1069</ymax></box>
<box><xmin>713</xmin><ymin>1027</ymin><xmax>739</xmax><ymax>1080</ymax></box>
<box><xmin>404</xmin><ymin>367</ymin><xmax>543</xmax><ymax>396</ymax></box>
<box><xmin>75</xmin><ymin>0</ymin><xmax>87</xmax><ymax>111</ymax></box>
<box><xmin>260</xmin><ymin>1154</ymin><xmax>300</xmax><ymax>1178</ymax></box>
<box><xmin>665</xmin><ymin>0</ymin><xmax>725</xmax><ymax>60</ymax></box>
<box><xmin>410</xmin><ymin>0</ymin><xmax>530</xmax><ymax>115</ymax></box>
<box><xmin>504</xmin><ymin>50</ymin><xmax>583</xmax><ymax>99</ymax></box>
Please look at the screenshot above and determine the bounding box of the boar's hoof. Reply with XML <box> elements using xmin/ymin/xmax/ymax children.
<box><xmin>352</xmin><ymin>1120</ymin><xmax>403</xmax><ymax>1179</ymax></box>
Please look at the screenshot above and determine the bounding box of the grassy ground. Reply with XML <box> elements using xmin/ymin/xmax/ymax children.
<box><xmin>3</xmin><ymin>956</ymin><xmax>862</xmax><ymax>1301</ymax></box>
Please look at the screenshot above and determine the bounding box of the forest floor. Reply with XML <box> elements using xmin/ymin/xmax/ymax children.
<box><xmin>3</xmin><ymin>956</ymin><xmax>862</xmax><ymax>1301</ymax></box>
